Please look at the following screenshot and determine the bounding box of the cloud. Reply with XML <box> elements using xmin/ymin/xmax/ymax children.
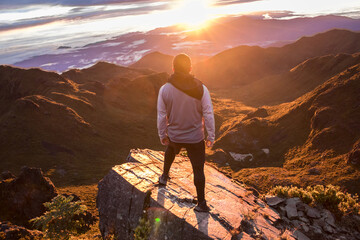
<box><xmin>213</xmin><ymin>0</ymin><xmax>261</xmax><ymax>5</ymax></box>
<box><xmin>0</xmin><ymin>0</ymin><xmax>153</xmax><ymax>8</ymax></box>
<box><xmin>246</xmin><ymin>10</ymin><xmax>301</xmax><ymax>19</ymax></box>
<box><xmin>0</xmin><ymin>2</ymin><xmax>169</xmax><ymax>32</ymax></box>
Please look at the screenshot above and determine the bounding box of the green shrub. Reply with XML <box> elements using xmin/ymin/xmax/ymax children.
<box><xmin>268</xmin><ymin>185</ymin><xmax>360</xmax><ymax>215</ymax></box>
<box><xmin>134</xmin><ymin>216</ymin><xmax>151</xmax><ymax>240</ymax></box>
<box><xmin>134</xmin><ymin>190</ymin><xmax>152</xmax><ymax>240</ymax></box>
<box><xmin>30</xmin><ymin>195</ymin><xmax>89</xmax><ymax>240</ymax></box>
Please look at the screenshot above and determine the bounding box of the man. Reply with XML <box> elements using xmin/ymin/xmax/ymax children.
<box><xmin>157</xmin><ymin>53</ymin><xmax>215</xmax><ymax>212</ymax></box>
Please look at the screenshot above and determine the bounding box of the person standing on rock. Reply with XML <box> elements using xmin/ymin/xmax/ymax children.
<box><xmin>157</xmin><ymin>53</ymin><xmax>215</xmax><ymax>212</ymax></box>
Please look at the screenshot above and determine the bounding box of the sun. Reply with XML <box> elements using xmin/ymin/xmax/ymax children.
<box><xmin>171</xmin><ymin>0</ymin><xmax>213</xmax><ymax>30</ymax></box>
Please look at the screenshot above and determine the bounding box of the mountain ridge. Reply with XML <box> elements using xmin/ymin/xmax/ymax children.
<box><xmin>194</xmin><ymin>29</ymin><xmax>360</xmax><ymax>88</ymax></box>
<box><xmin>213</xmin><ymin>52</ymin><xmax>360</xmax><ymax>106</ymax></box>
<box><xmin>131</xmin><ymin>29</ymin><xmax>360</xmax><ymax>90</ymax></box>
<box><xmin>211</xmin><ymin>63</ymin><xmax>360</xmax><ymax>194</ymax></box>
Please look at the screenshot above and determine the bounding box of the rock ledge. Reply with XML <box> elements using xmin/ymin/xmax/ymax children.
<box><xmin>97</xmin><ymin>149</ymin><xmax>289</xmax><ymax>240</ymax></box>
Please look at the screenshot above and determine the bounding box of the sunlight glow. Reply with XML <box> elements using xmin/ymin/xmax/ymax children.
<box><xmin>170</xmin><ymin>0</ymin><xmax>214</xmax><ymax>30</ymax></box>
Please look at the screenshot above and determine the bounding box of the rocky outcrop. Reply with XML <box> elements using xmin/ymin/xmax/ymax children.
<box><xmin>0</xmin><ymin>171</ymin><xmax>15</xmax><ymax>181</ymax></box>
<box><xmin>0</xmin><ymin>167</ymin><xmax>57</xmax><ymax>228</ymax></box>
<box><xmin>265</xmin><ymin>196</ymin><xmax>360</xmax><ymax>240</ymax></box>
<box><xmin>348</xmin><ymin>140</ymin><xmax>360</xmax><ymax>166</ymax></box>
<box><xmin>0</xmin><ymin>221</ymin><xmax>43</xmax><ymax>240</ymax></box>
<box><xmin>97</xmin><ymin>149</ymin><xmax>300</xmax><ymax>240</ymax></box>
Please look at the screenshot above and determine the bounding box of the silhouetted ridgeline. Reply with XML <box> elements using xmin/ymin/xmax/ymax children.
<box><xmin>132</xmin><ymin>29</ymin><xmax>360</xmax><ymax>90</ymax></box>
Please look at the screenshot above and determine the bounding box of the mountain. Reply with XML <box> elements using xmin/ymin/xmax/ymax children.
<box><xmin>211</xmin><ymin>63</ymin><xmax>360</xmax><ymax>194</ymax></box>
<box><xmin>62</xmin><ymin>61</ymin><xmax>154</xmax><ymax>84</ymax></box>
<box><xmin>0</xmin><ymin>64</ymin><xmax>167</xmax><ymax>186</ymax></box>
<box><xmin>194</xmin><ymin>29</ymin><xmax>360</xmax><ymax>88</ymax></box>
<box><xmin>214</xmin><ymin>53</ymin><xmax>360</xmax><ymax>106</ymax></box>
<box><xmin>185</xmin><ymin>15</ymin><xmax>360</xmax><ymax>46</ymax></box>
<box><xmin>130</xmin><ymin>52</ymin><xmax>174</xmax><ymax>73</ymax></box>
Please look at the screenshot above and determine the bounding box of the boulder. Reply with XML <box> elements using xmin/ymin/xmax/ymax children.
<box><xmin>206</xmin><ymin>149</ymin><xmax>231</xmax><ymax>165</ymax></box>
<box><xmin>302</xmin><ymin>224</ymin><xmax>310</xmax><ymax>233</ymax></box>
<box><xmin>97</xmin><ymin>149</ymin><xmax>283</xmax><ymax>240</ymax></box>
<box><xmin>321</xmin><ymin>209</ymin><xmax>336</xmax><ymax>227</ymax></box>
<box><xmin>305</xmin><ymin>206</ymin><xmax>321</xmax><ymax>219</ymax></box>
<box><xmin>298</xmin><ymin>211</ymin><xmax>304</xmax><ymax>217</ymax></box>
<box><xmin>0</xmin><ymin>171</ymin><xmax>15</xmax><ymax>181</ymax></box>
<box><xmin>0</xmin><ymin>221</ymin><xmax>43</xmax><ymax>240</ymax></box>
<box><xmin>348</xmin><ymin>140</ymin><xmax>360</xmax><ymax>166</ymax></box>
<box><xmin>299</xmin><ymin>217</ymin><xmax>310</xmax><ymax>224</ymax></box>
<box><xmin>309</xmin><ymin>225</ymin><xmax>322</xmax><ymax>235</ymax></box>
<box><xmin>285</xmin><ymin>198</ymin><xmax>300</xmax><ymax>219</ymax></box>
<box><xmin>265</xmin><ymin>196</ymin><xmax>285</xmax><ymax>206</ymax></box>
<box><xmin>308</xmin><ymin>168</ymin><xmax>320</xmax><ymax>175</ymax></box>
<box><xmin>293</xmin><ymin>229</ymin><xmax>311</xmax><ymax>240</ymax></box>
<box><xmin>0</xmin><ymin>167</ymin><xmax>57</xmax><ymax>227</ymax></box>
<box><xmin>323</xmin><ymin>224</ymin><xmax>335</xmax><ymax>234</ymax></box>
<box><xmin>291</xmin><ymin>220</ymin><xmax>301</xmax><ymax>228</ymax></box>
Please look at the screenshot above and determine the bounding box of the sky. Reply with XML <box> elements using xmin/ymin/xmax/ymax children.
<box><xmin>1</xmin><ymin>0</ymin><xmax>360</xmax><ymax>64</ymax></box>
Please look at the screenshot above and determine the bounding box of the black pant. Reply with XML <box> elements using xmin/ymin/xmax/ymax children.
<box><xmin>163</xmin><ymin>140</ymin><xmax>206</xmax><ymax>202</ymax></box>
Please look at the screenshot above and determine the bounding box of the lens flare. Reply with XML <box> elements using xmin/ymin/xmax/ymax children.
<box><xmin>171</xmin><ymin>0</ymin><xmax>214</xmax><ymax>30</ymax></box>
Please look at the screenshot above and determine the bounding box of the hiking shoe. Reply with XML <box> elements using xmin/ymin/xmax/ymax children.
<box><xmin>194</xmin><ymin>200</ymin><xmax>210</xmax><ymax>212</ymax></box>
<box><xmin>158</xmin><ymin>174</ymin><xmax>169</xmax><ymax>186</ymax></box>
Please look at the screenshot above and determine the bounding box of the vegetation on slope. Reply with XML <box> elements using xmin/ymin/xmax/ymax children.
<box><xmin>213</xmin><ymin>64</ymin><xmax>360</xmax><ymax>194</ymax></box>
<box><xmin>0</xmin><ymin>64</ymin><xmax>167</xmax><ymax>187</ymax></box>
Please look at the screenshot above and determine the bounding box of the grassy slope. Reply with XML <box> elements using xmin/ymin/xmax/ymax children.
<box><xmin>213</xmin><ymin>64</ymin><xmax>360</xmax><ymax>194</ymax></box>
<box><xmin>213</xmin><ymin>53</ymin><xmax>360</xmax><ymax>107</ymax></box>
<box><xmin>0</xmin><ymin>64</ymin><xmax>167</xmax><ymax>187</ymax></box>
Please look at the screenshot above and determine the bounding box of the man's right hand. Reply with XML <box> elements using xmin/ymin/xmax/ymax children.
<box><xmin>161</xmin><ymin>137</ymin><xmax>170</xmax><ymax>146</ymax></box>
<box><xmin>206</xmin><ymin>140</ymin><xmax>214</xmax><ymax>148</ymax></box>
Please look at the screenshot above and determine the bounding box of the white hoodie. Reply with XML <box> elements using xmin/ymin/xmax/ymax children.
<box><xmin>157</xmin><ymin>83</ymin><xmax>215</xmax><ymax>143</ymax></box>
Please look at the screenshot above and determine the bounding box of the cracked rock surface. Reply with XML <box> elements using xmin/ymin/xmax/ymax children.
<box><xmin>97</xmin><ymin>149</ymin><xmax>293</xmax><ymax>240</ymax></box>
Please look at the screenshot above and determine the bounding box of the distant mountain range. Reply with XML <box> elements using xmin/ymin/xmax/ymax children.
<box><xmin>132</xmin><ymin>29</ymin><xmax>360</xmax><ymax>99</ymax></box>
<box><xmin>130</xmin><ymin>52</ymin><xmax>174</xmax><ymax>74</ymax></box>
<box><xmin>13</xmin><ymin>15</ymin><xmax>360</xmax><ymax>72</ymax></box>
<box><xmin>195</xmin><ymin>29</ymin><xmax>360</xmax><ymax>88</ymax></box>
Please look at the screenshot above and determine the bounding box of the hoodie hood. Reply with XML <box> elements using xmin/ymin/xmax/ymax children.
<box><xmin>168</xmin><ymin>72</ymin><xmax>204</xmax><ymax>100</ymax></box>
